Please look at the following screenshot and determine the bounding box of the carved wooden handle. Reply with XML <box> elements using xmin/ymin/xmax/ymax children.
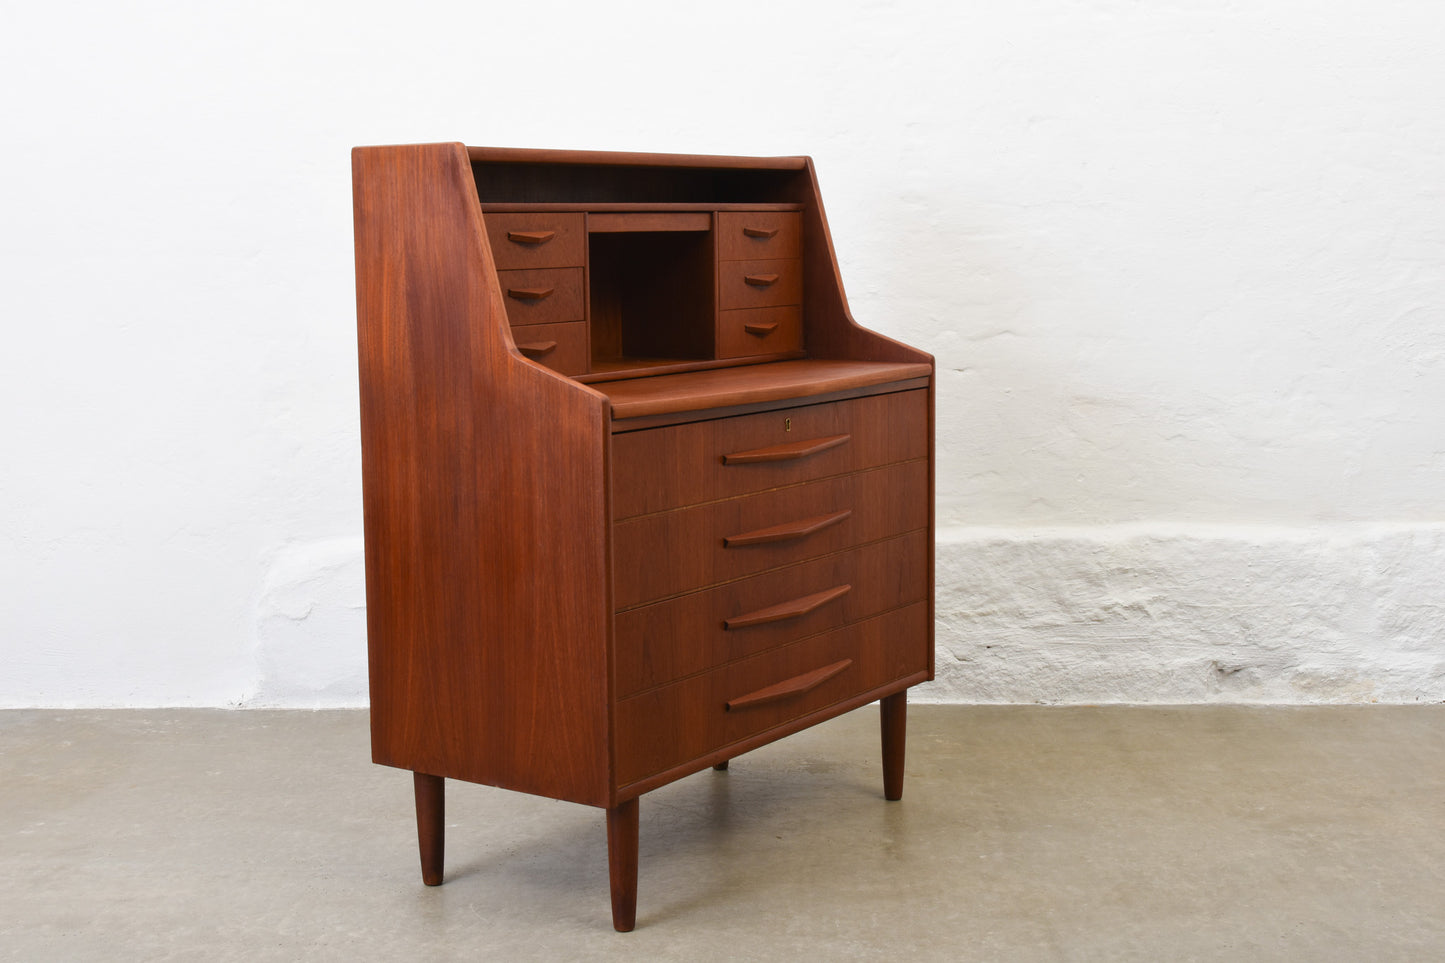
<box><xmin>723</xmin><ymin>509</ymin><xmax>851</xmax><ymax>547</ymax></box>
<box><xmin>725</xmin><ymin>584</ymin><xmax>852</xmax><ymax>630</ymax></box>
<box><xmin>507</xmin><ymin>230</ymin><xmax>555</xmax><ymax>245</ymax></box>
<box><xmin>742</xmin><ymin>226</ymin><xmax>780</xmax><ymax>238</ymax></box>
<box><xmin>722</xmin><ymin>434</ymin><xmax>850</xmax><ymax>465</ymax></box>
<box><xmin>516</xmin><ymin>340</ymin><xmax>558</xmax><ymax>357</ymax></box>
<box><xmin>726</xmin><ymin>660</ymin><xmax>852</xmax><ymax>711</ymax></box>
<box><xmin>507</xmin><ymin>287</ymin><xmax>555</xmax><ymax>301</ymax></box>
<box><xmin>743</xmin><ymin>273</ymin><xmax>780</xmax><ymax>287</ymax></box>
<box><xmin>743</xmin><ymin>322</ymin><xmax>779</xmax><ymax>336</ymax></box>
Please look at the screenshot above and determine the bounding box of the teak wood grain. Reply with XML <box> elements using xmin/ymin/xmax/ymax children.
<box><xmin>614</xmin><ymin>603</ymin><xmax>929</xmax><ymax>787</ymax></box>
<box><xmin>496</xmin><ymin>267</ymin><xmax>585</xmax><ymax>326</ymax></box>
<box><xmin>354</xmin><ymin>142</ymin><xmax>935</xmax><ymax>931</ymax></box>
<box><xmin>717</xmin><ymin>305</ymin><xmax>804</xmax><ymax>359</ymax></box>
<box><xmin>612</xmin><ymin>460</ymin><xmax>928</xmax><ymax>608</ymax></box>
<box><xmin>611</xmin><ymin>388</ymin><xmax>928</xmax><ymax>518</ymax></box>
<box><xmin>596</xmin><ymin>359</ymin><xmax>931</xmax><ymax>420</ymax></box>
<box><xmin>614</xmin><ymin>530</ymin><xmax>928</xmax><ymax>696</ymax></box>
<box><xmin>589</xmin><ymin>211</ymin><xmax>712</xmax><ymax>233</ymax></box>
<box><xmin>413</xmin><ymin>772</ymin><xmax>444</xmax><ymax>885</ymax></box>
<box><xmin>717</xmin><ymin>211</ymin><xmax>802</xmax><ymax>261</ymax></box>
<box><xmin>483</xmin><ymin>212</ymin><xmax>586</xmax><ymax>270</ymax></box>
<box><xmin>719</xmin><ymin>258</ymin><xmax>803</xmax><ymax>311</ymax></box>
<box><xmin>507</xmin><ymin>320</ymin><xmax>589</xmax><ymax>376</ymax></box>
<box><xmin>353</xmin><ymin>143</ymin><xmax>610</xmax><ymax>807</ymax></box>
<box><xmin>606</xmin><ymin>377</ymin><xmax>931</xmax><ymax>432</ymax></box>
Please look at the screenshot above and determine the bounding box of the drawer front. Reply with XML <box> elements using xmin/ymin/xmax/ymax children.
<box><xmin>485</xmin><ymin>212</ymin><xmax>586</xmax><ymax>270</ymax></box>
<box><xmin>716</xmin><ymin>305</ymin><xmax>803</xmax><ymax>360</ymax></box>
<box><xmin>717</xmin><ymin>212</ymin><xmax>802</xmax><ymax>261</ymax></box>
<box><xmin>612</xmin><ymin>389</ymin><xmax>927</xmax><ymax>519</ymax></box>
<box><xmin>613</xmin><ymin>459</ymin><xmax>928</xmax><ymax>608</ymax></box>
<box><xmin>511</xmin><ymin>320</ymin><xmax>588</xmax><ymax>376</ymax></box>
<box><xmin>497</xmin><ymin>267</ymin><xmax>585</xmax><ymax>326</ymax></box>
<box><xmin>718</xmin><ymin>258</ymin><xmax>803</xmax><ymax>311</ymax></box>
<box><xmin>615</xmin><ymin>602</ymin><xmax>929</xmax><ymax>787</ymax></box>
<box><xmin>615</xmin><ymin>530</ymin><xmax>928</xmax><ymax>697</ymax></box>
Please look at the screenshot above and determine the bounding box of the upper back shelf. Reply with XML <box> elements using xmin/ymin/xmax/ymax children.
<box><xmin>467</xmin><ymin>145</ymin><xmax>811</xmax><ymax>207</ymax></box>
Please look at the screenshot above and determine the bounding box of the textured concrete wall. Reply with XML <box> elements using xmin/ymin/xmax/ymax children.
<box><xmin>930</xmin><ymin>526</ymin><xmax>1445</xmax><ymax>704</ymax></box>
<box><xmin>2</xmin><ymin>1</ymin><xmax>1442</xmax><ymax>706</ymax></box>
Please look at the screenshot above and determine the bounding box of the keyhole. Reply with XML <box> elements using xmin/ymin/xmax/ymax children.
<box><xmin>784</xmin><ymin>418</ymin><xmax>792</xmax><ymax>431</ymax></box>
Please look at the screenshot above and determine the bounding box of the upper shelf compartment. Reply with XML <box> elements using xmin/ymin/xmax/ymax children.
<box><xmin>483</xmin><ymin>203</ymin><xmax>808</xmax><ymax>382</ymax></box>
<box><xmin>467</xmin><ymin>146</ymin><xmax>807</xmax><ymax>207</ymax></box>
<box><xmin>466</xmin><ymin>144</ymin><xmax>933</xmax><ymax>385</ymax></box>
<box><xmin>471</xmin><ymin>148</ymin><xmax>815</xmax><ymax>382</ymax></box>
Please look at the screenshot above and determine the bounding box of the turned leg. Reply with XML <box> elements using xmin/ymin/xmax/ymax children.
<box><xmin>713</xmin><ymin>760</ymin><xmax>729</xmax><ymax>771</ymax></box>
<box><xmin>880</xmin><ymin>691</ymin><xmax>906</xmax><ymax>801</ymax></box>
<box><xmin>413</xmin><ymin>772</ymin><xmax>444</xmax><ymax>886</ymax></box>
<box><xmin>606</xmin><ymin>798</ymin><xmax>639</xmax><ymax>932</ymax></box>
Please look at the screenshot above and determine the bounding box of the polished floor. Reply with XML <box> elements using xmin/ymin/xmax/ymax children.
<box><xmin>2</xmin><ymin>705</ymin><xmax>1442</xmax><ymax>960</ymax></box>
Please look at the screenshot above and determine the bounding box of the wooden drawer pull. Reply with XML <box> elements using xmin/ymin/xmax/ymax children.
<box><xmin>722</xmin><ymin>434</ymin><xmax>850</xmax><ymax>465</ymax></box>
<box><xmin>506</xmin><ymin>230</ymin><xmax>556</xmax><ymax>245</ymax></box>
<box><xmin>507</xmin><ymin>286</ymin><xmax>555</xmax><ymax>301</ymax></box>
<box><xmin>742</xmin><ymin>226</ymin><xmax>780</xmax><ymax>239</ymax></box>
<box><xmin>725</xmin><ymin>659</ymin><xmax>852</xmax><ymax>711</ymax></box>
<box><xmin>725</xmin><ymin>584</ymin><xmax>852</xmax><ymax>630</ymax></box>
<box><xmin>743</xmin><ymin>321</ymin><xmax>780</xmax><ymax>337</ymax></box>
<box><xmin>516</xmin><ymin>340</ymin><xmax>557</xmax><ymax>357</ymax></box>
<box><xmin>743</xmin><ymin>273</ymin><xmax>781</xmax><ymax>287</ymax></box>
<box><xmin>723</xmin><ymin>509</ymin><xmax>851</xmax><ymax>548</ymax></box>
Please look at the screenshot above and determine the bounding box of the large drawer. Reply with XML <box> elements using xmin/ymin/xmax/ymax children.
<box><xmin>616</xmin><ymin>530</ymin><xmax>928</xmax><ymax>697</ymax></box>
<box><xmin>613</xmin><ymin>459</ymin><xmax>928</xmax><ymax>608</ymax></box>
<box><xmin>485</xmin><ymin>212</ymin><xmax>586</xmax><ymax>270</ymax></box>
<box><xmin>614</xmin><ymin>602</ymin><xmax>929</xmax><ymax>787</ymax></box>
<box><xmin>612</xmin><ymin>389</ymin><xmax>927</xmax><ymax>519</ymax></box>
<box><xmin>496</xmin><ymin>267</ymin><xmax>585</xmax><ymax>326</ymax></box>
<box><xmin>719</xmin><ymin>258</ymin><xmax>803</xmax><ymax>311</ymax></box>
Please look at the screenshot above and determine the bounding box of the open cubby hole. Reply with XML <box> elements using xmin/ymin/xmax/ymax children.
<box><xmin>588</xmin><ymin>230</ymin><xmax>715</xmax><ymax>372</ymax></box>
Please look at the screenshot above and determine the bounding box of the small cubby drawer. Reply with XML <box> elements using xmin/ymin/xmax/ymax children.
<box><xmin>614</xmin><ymin>602</ymin><xmax>929</xmax><ymax>787</ymax></box>
<box><xmin>717</xmin><ymin>212</ymin><xmax>801</xmax><ymax>261</ymax></box>
<box><xmin>612</xmin><ymin>459</ymin><xmax>929</xmax><ymax>608</ymax></box>
<box><xmin>485</xmin><ymin>212</ymin><xmax>585</xmax><ymax>270</ymax></box>
<box><xmin>615</xmin><ymin>530</ymin><xmax>928</xmax><ymax>697</ymax></box>
<box><xmin>612</xmin><ymin>389</ymin><xmax>927</xmax><ymax>519</ymax></box>
<box><xmin>496</xmin><ymin>268</ymin><xmax>584</xmax><ymax>326</ymax></box>
<box><xmin>719</xmin><ymin>258</ymin><xmax>802</xmax><ymax>311</ymax></box>
<box><xmin>717</xmin><ymin>306</ymin><xmax>802</xmax><ymax>359</ymax></box>
<box><xmin>511</xmin><ymin>320</ymin><xmax>588</xmax><ymax>376</ymax></box>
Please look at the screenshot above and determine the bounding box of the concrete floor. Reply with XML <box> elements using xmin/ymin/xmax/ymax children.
<box><xmin>2</xmin><ymin>707</ymin><xmax>1442</xmax><ymax>961</ymax></box>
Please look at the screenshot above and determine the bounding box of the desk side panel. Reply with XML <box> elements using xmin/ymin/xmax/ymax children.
<box><xmin>354</xmin><ymin>143</ymin><xmax>610</xmax><ymax>807</ymax></box>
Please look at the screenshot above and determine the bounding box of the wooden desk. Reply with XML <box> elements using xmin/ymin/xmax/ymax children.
<box><xmin>352</xmin><ymin>144</ymin><xmax>934</xmax><ymax>930</ymax></box>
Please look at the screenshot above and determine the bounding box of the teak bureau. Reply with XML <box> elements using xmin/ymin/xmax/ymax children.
<box><xmin>352</xmin><ymin>144</ymin><xmax>935</xmax><ymax>930</ymax></box>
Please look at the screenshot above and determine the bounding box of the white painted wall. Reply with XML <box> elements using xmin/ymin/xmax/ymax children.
<box><xmin>2</xmin><ymin>1</ymin><xmax>1441</xmax><ymax>706</ymax></box>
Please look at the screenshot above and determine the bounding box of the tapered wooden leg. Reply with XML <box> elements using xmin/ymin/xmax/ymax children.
<box><xmin>413</xmin><ymin>772</ymin><xmax>444</xmax><ymax>886</ymax></box>
<box><xmin>881</xmin><ymin>691</ymin><xmax>906</xmax><ymax>801</ymax></box>
<box><xmin>606</xmin><ymin>798</ymin><xmax>639</xmax><ymax>932</ymax></box>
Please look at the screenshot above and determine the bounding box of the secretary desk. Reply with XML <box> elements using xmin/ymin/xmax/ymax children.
<box><xmin>352</xmin><ymin>143</ymin><xmax>934</xmax><ymax>930</ymax></box>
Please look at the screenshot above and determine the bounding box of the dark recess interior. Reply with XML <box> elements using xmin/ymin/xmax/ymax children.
<box><xmin>470</xmin><ymin>162</ymin><xmax>802</xmax><ymax>205</ymax></box>
<box><xmin>589</xmin><ymin>230</ymin><xmax>714</xmax><ymax>369</ymax></box>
